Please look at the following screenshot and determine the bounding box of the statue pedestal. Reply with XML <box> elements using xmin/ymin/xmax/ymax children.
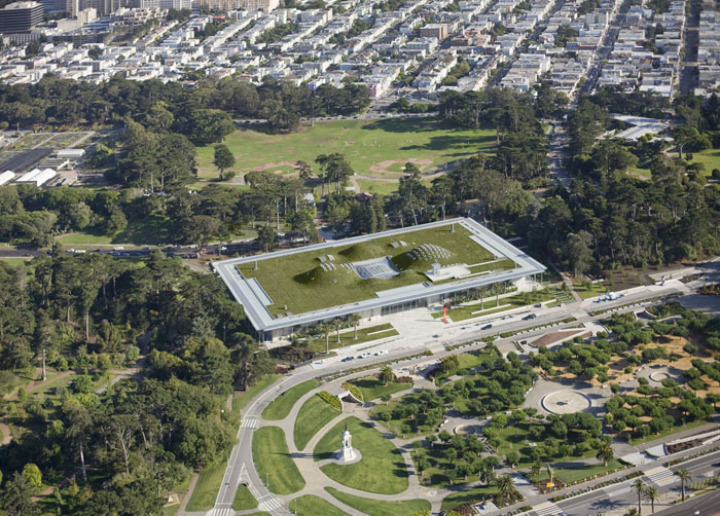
<box><xmin>334</xmin><ymin>447</ymin><xmax>362</xmax><ymax>465</ymax></box>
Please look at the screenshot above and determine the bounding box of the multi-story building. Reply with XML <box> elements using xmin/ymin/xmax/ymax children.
<box><xmin>0</xmin><ymin>1</ymin><xmax>43</xmax><ymax>34</ymax></box>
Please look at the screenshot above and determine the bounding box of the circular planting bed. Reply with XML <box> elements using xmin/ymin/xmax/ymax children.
<box><xmin>455</xmin><ymin>424</ymin><xmax>484</xmax><ymax>435</ymax></box>
<box><xmin>541</xmin><ymin>391</ymin><xmax>591</xmax><ymax>415</ymax></box>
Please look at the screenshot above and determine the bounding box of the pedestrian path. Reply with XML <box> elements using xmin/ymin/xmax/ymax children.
<box><xmin>532</xmin><ymin>500</ymin><xmax>565</xmax><ymax>515</ymax></box>
<box><xmin>211</xmin><ymin>506</ymin><xmax>233</xmax><ymax>516</ymax></box>
<box><xmin>240</xmin><ymin>416</ymin><xmax>258</xmax><ymax>429</ymax></box>
<box><xmin>643</xmin><ymin>466</ymin><xmax>677</xmax><ymax>486</ymax></box>
<box><xmin>258</xmin><ymin>496</ymin><xmax>284</xmax><ymax>512</ymax></box>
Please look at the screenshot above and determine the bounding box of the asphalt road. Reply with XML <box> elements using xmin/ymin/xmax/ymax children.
<box><xmin>535</xmin><ymin>449</ymin><xmax>720</xmax><ymax>516</ymax></box>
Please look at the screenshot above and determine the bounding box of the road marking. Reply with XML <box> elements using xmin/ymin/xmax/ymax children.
<box><xmin>604</xmin><ymin>484</ymin><xmax>631</xmax><ymax>497</ymax></box>
<box><xmin>259</xmin><ymin>497</ymin><xmax>283</xmax><ymax>511</ymax></box>
<box><xmin>241</xmin><ymin>416</ymin><xmax>258</xmax><ymax>429</ymax></box>
<box><xmin>644</xmin><ymin>466</ymin><xmax>677</xmax><ymax>486</ymax></box>
<box><xmin>532</xmin><ymin>501</ymin><xmax>565</xmax><ymax>515</ymax></box>
<box><xmin>212</xmin><ymin>507</ymin><xmax>233</xmax><ymax>516</ymax></box>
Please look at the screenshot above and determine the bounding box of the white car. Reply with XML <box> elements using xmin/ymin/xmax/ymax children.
<box><xmin>113</xmin><ymin>246</ymin><xmax>125</xmax><ymax>251</ymax></box>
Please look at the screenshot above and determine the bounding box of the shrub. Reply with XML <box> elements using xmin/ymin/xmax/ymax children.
<box><xmin>317</xmin><ymin>391</ymin><xmax>342</xmax><ymax>411</ymax></box>
<box><xmin>342</xmin><ymin>382</ymin><xmax>364</xmax><ymax>402</ymax></box>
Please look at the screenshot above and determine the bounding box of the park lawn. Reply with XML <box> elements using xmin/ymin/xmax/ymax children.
<box><xmin>262</xmin><ymin>379</ymin><xmax>319</xmax><ymax>420</ymax></box>
<box><xmin>627</xmin><ymin>165</ymin><xmax>652</xmax><ymax>180</ymax></box>
<box><xmin>294</xmin><ymin>394</ymin><xmax>342</xmax><ymax>450</ymax></box>
<box><xmin>302</xmin><ymin>323</ymin><xmax>399</xmax><ymax>354</ymax></box>
<box><xmin>315</xmin><ymin>417</ymin><xmax>409</xmax><ymax>494</ymax></box>
<box><xmin>688</xmin><ymin>148</ymin><xmax>720</xmax><ymax>177</ymax></box>
<box><xmin>290</xmin><ymin>495</ymin><xmax>348</xmax><ymax>516</ymax></box>
<box><xmin>185</xmin><ymin>462</ymin><xmax>226</xmax><ymax>512</ymax></box>
<box><xmin>325</xmin><ymin>487</ymin><xmax>430</xmax><ymax>516</ymax></box>
<box><xmin>434</xmin><ymin>348</ymin><xmax>501</xmax><ymax>382</ymax></box>
<box><xmin>239</xmin><ymin>223</ymin><xmax>505</xmax><ymax>317</ymax></box>
<box><xmin>56</xmin><ymin>216</ymin><xmax>175</xmax><ymax>247</ymax></box>
<box><xmin>441</xmin><ymin>486</ymin><xmax>499</xmax><ymax>512</ymax></box>
<box><xmin>348</xmin><ymin>377</ymin><xmax>412</xmax><ymax>401</ymax></box>
<box><xmin>433</xmin><ymin>290</ymin><xmax>555</xmax><ymax>321</ymax></box>
<box><xmin>356</xmin><ymin>179</ymin><xmax>401</xmax><ymax>196</ymax></box>
<box><xmin>573</xmin><ymin>282</ymin><xmax>609</xmax><ymax>300</ymax></box>
<box><xmin>232</xmin><ymin>484</ymin><xmax>258</xmax><ymax>511</ymax></box>
<box><xmin>232</xmin><ymin>374</ymin><xmax>281</xmax><ymax>413</ymax></box>
<box><xmin>253</xmin><ymin>427</ymin><xmax>305</xmax><ymax>495</ymax></box>
<box><xmin>196</xmin><ymin>118</ymin><xmax>495</xmax><ymax>178</ymax></box>
<box><xmin>533</xmin><ymin>459</ymin><xmax>623</xmax><ymax>485</ymax></box>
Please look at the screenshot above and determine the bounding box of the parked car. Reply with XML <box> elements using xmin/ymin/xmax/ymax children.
<box><xmin>522</xmin><ymin>313</ymin><xmax>537</xmax><ymax>320</ymax></box>
<box><xmin>481</xmin><ymin>324</ymin><xmax>493</xmax><ymax>330</ymax></box>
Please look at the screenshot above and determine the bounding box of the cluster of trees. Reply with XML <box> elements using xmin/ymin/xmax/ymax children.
<box><xmin>438</xmin><ymin>88</ymin><xmax>555</xmax><ymax>183</ymax></box>
<box><xmin>604</xmin><ymin>384</ymin><xmax>712</xmax><ymax>440</ymax></box>
<box><xmin>531</xmin><ymin>338</ymin><xmax>618</xmax><ymax>383</ymax></box>
<box><xmin>0</xmin><ymin>250</ymin><xmax>272</xmax><ymax>513</ymax></box>
<box><xmin>0</xmin><ymin>74</ymin><xmax>370</xmax><ymax>135</ymax></box>
<box><xmin>438</xmin><ymin>351</ymin><xmax>536</xmax><ymax>416</ymax></box>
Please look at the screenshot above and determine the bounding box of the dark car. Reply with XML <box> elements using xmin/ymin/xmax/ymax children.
<box><xmin>341</xmin><ymin>356</ymin><xmax>354</xmax><ymax>362</ymax></box>
<box><xmin>481</xmin><ymin>324</ymin><xmax>493</xmax><ymax>330</ymax></box>
<box><xmin>523</xmin><ymin>313</ymin><xmax>537</xmax><ymax>320</ymax></box>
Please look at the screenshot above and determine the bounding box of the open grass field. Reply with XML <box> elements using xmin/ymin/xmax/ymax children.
<box><xmin>239</xmin><ymin>223</ymin><xmax>510</xmax><ymax>317</ymax></box>
<box><xmin>294</xmin><ymin>394</ymin><xmax>342</xmax><ymax>450</ymax></box>
<box><xmin>232</xmin><ymin>374</ymin><xmax>281</xmax><ymax>413</ymax></box>
<box><xmin>315</xmin><ymin>417</ymin><xmax>408</xmax><ymax>494</ymax></box>
<box><xmin>290</xmin><ymin>495</ymin><xmax>348</xmax><ymax>516</ymax></box>
<box><xmin>432</xmin><ymin>290</ymin><xmax>554</xmax><ymax>322</ymax></box>
<box><xmin>441</xmin><ymin>486</ymin><xmax>499</xmax><ymax>512</ymax></box>
<box><xmin>232</xmin><ymin>484</ymin><xmax>258</xmax><ymax>511</ymax></box>
<box><xmin>253</xmin><ymin>426</ymin><xmax>305</xmax><ymax>495</ymax></box>
<box><xmin>185</xmin><ymin>462</ymin><xmax>226</xmax><ymax>512</ymax></box>
<box><xmin>688</xmin><ymin>149</ymin><xmax>720</xmax><ymax>177</ymax></box>
<box><xmin>262</xmin><ymin>379</ymin><xmax>318</xmax><ymax>421</ymax></box>
<box><xmin>196</xmin><ymin>118</ymin><xmax>496</xmax><ymax>180</ymax></box>
<box><xmin>326</xmin><ymin>487</ymin><xmax>431</xmax><ymax>516</ymax></box>
<box><xmin>348</xmin><ymin>376</ymin><xmax>412</xmax><ymax>401</ymax></box>
<box><xmin>533</xmin><ymin>459</ymin><xmax>623</xmax><ymax>484</ymax></box>
<box><xmin>302</xmin><ymin>323</ymin><xmax>399</xmax><ymax>353</ymax></box>
<box><xmin>56</xmin><ymin>216</ymin><xmax>175</xmax><ymax>246</ymax></box>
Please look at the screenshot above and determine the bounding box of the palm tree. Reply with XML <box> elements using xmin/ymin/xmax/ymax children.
<box><xmin>675</xmin><ymin>468</ymin><xmax>691</xmax><ymax>502</ymax></box>
<box><xmin>318</xmin><ymin>323</ymin><xmax>332</xmax><ymax>354</ymax></box>
<box><xmin>349</xmin><ymin>313</ymin><xmax>361</xmax><ymax>340</ymax></box>
<box><xmin>633</xmin><ymin>478</ymin><xmax>646</xmax><ymax>515</ymax></box>
<box><xmin>596</xmin><ymin>440</ymin><xmax>615</xmax><ymax>467</ymax></box>
<box><xmin>644</xmin><ymin>485</ymin><xmax>658</xmax><ymax>514</ymax></box>
<box><xmin>333</xmin><ymin>318</ymin><xmax>343</xmax><ymax>343</ymax></box>
<box><xmin>496</xmin><ymin>474</ymin><xmax>520</xmax><ymax>506</ymax></box>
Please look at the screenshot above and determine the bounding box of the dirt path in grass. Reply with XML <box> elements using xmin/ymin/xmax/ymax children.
<box><xmin>0</xmin><ymin>422</ymin><xmax>12</xmax><ymax>445</ymax></box>
<box><xmin>368</xmin><ymin>158</ymin><xmax>433</xmax><ymax>175</ymax></box>
<box><xmin>251</xmin><ymin>160</ymin><xmax>298</xmax><ymax>172</ymax></box>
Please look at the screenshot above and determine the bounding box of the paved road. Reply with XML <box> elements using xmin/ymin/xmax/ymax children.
<box><xmin>527</xmin><ymin>449</ymin><xmax>720</xmax><ymax>516</ymax></box>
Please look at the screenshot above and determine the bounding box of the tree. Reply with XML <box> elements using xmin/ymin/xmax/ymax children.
<box><xmin>20</xmin><ymin>464</ymin><xmax>42</xmax><ymax>489</ymax></box>
<box><xmin>595</xmin><ymin>440</ymin><xmax>614</xmax><ymax>467</ymax></box>
<box><xmin>644</xmin><ymin>485</ymin><xmax>658</xmax><ymax>513</ymax></box>
<box><xmin>256</xmin><ymin>226</ymin><xmax>278</xmax><ymax>252</ymax></box>
<box><xmin>633</xmin><ymin>478</ymin><xmax>646</xmax><ymax>515</ymax></box>
<box><xmin>505</xmin><ymin>450</ymin><xmax>520</xmax><ymax>467</ymax></box>
<box><xmin>676</xmin><ymin>468</ymin><xmax>691</xmax><ymax>502</ymax></box>
<box><xmin>566</xmin><ymin>231</ymin><xmax>594</xmax><ymax>277</ymax></box>
<box><xmin>495</xmin><ymin>474</ymin><xmax>520</xmax><ymax>506</ymax></box>
<box><xmin>349</xmin><ymin>313</ymin><xmax>361</xmax><ymax>340</ymax></box>
<box><xmin>318</xmin><ymin>322</ymin><xmax>332</xmax><ymax>355</ymax></box>
<box><xmin>378</xmin><ymin>365</ymin><xmax>395</xmax><ymax>385</ymax></box>
<box><xmin>213</xmin><ymin>144</ymin><xmax>235</xmax><ymax>181</ymax></box>
<box><xmin>1</xmin><ymin>473</ymin><xmax>39</xmax><ymax>516</ymax></box>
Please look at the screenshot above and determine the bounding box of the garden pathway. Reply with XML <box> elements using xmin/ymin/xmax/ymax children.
<box><xmin>0</xmin><ymin>422</ymin><xmax>12</xmax><ymax>445</ymax></box>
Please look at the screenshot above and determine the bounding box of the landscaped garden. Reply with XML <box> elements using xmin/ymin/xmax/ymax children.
<box><xmin>294</xmin><ymin>393</ymin><xmax>343</xmax><ymax>450</ymax></box>
<box><xmin>347</xmin><ymin>375</ymin><xmax>412</xmax><ymax>401</ymax></box>
<box><xmin>253</xmin><ymin>426</ymin><xmax>305</xmax><ymax>495</ymax></box>
<box><xmin>314</xmin><ymin>417</ymin><xmax>409</xmax><ymax>494</ymax></box>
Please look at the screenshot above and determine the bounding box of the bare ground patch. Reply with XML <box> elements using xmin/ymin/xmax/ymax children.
<box><xmin>368</xmin><ymin>158</ymin><xmax>434</xmax><ymax>176</ymax></box>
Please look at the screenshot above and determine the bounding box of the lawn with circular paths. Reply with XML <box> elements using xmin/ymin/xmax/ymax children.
<box><xmin>262</xmin><ymin>379</ymin><xmax>319</xmax><ymax>421</ymax></box>
<box><xmin>294</xmin><ymin>394</ymin><xmax>343</xmax><ymax>450</ymax></box>
<box><xmin>325</xmin><ymin>487</ymin><xmax>431</xmax><ymax>516</ymax></box>
<box><xmin>252</xmin><ymin>426</ymin><xmax>305</xmax><ymax>495</ymax></box>
<box><xmin>314</xmin><ymin>416</ymin><xmax>408</xmax><ymax>494</ymax></box>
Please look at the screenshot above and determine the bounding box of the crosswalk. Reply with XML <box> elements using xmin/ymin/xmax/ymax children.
<box><xmin>212</xmin><ymin>507</ymin><xmax>233</xmax><ymax>516</ymax></box>
<box><xmin>644</xmin><ymin>466</ymin><xmax>677</xmax><ymax>486</ymax></box>
<box><xmin>258</xmin><ymin>496</ymin><xmax>283</xmax><ymax>512</ymax></box>
<box><xmin>533</xmin><ymin>501</ymin><xmax>565</xmax><ymax>516</ymax></box>
<box><xmin>241</xmin><ymin>416</ymin><xmax>258</xmax><ymax>429</ymax></box>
